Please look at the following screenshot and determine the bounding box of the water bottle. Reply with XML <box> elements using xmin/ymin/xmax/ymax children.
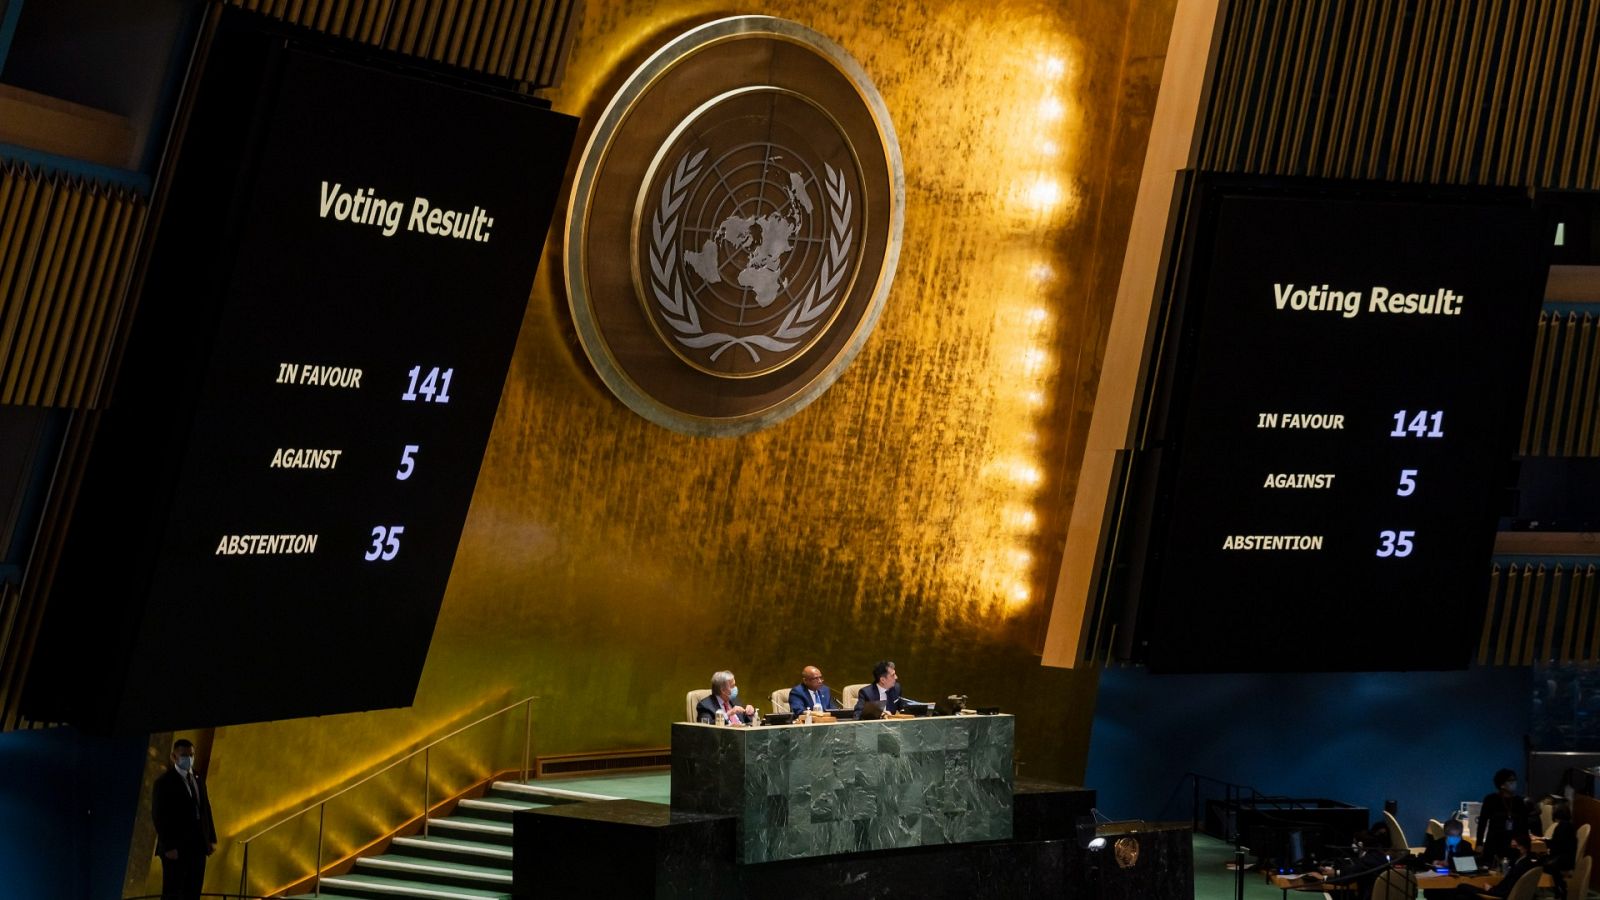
<box><xmin>715</xmin><ymin>708</ymin><xmax>726</xmax><ymax>726</ymax></box>
<box><xmin>751</xmin><ymin>708</ymin><xmax>760</xmax><ymax>727</ymax></box>
<box><xmin>805</xmin><ymin>708</ymin><xmax>813</xmax><ymax>724</ymax></box>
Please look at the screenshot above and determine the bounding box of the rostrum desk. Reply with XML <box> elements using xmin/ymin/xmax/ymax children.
<box><xmin>669</xmin><ymin>713</ymin><xmax>1015</xmax><ymax>863</ymax></box>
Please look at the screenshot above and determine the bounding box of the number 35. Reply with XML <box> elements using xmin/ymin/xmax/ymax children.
<box><xmin>364</xmin><ymin>525</ymin><xmax>404</xmax><ymax>561</ymax></box>
<box><xmin>1376</xmin><ymin>530</ymin><xmax>1414</xmax><ymax>558</ymax></box>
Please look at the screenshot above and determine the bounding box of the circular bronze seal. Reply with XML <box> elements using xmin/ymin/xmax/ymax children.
<box><xmin>1114</xmin><ymin>836</ymin><xmax>1140</xmax><ymax>869</ymax></box>
<box><xmin>566</xmin><ymin>17</ymin><xmax>904</xmax><ymax>435</ymax></box>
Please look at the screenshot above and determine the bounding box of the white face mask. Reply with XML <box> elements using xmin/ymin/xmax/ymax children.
<box><xmin>729</xmin><ymin>686</ymin><xmax>739</xmax><ymax>701</ymax></box>
<box><xmin>1506</xmin><ymin>781</ymin><xmax>1518</xmax><ymax>793</ymax></box>
<box><xmin>175</xmin><ymin>755</ymin><xmax>194</xmax><ymax>773</ymax></box>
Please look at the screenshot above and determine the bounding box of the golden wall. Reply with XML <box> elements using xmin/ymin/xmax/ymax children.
<box><xmin>152</xmin><ymin>0</ymin><xmax>1178</xmax><ymax>893</ymax></box>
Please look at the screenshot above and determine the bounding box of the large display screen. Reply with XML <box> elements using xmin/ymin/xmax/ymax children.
<box><xmin>1127</xmin><ymin>177</ymin><xmax>1545</xmax><ymax>672</ymax></box>
<box><xmin>28</xmin><ymin>11</ymin><xmax>576</xmax><ymax>731</ymax></box>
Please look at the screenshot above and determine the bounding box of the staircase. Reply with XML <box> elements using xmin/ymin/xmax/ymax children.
<box><xmin>284</xmin><ymin>781</ymin><xmax>614</xmax><ymax>900</ymax></box>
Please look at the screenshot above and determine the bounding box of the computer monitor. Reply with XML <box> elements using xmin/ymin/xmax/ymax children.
<box><xmin>859</xmin><ymin>700</ymin><xmax>886</xmax><ymax>720</ymax></box>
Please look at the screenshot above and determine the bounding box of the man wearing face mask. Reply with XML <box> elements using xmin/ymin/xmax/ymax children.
<box><xmin>696</xmin><ymin>670</ymin><xmax>756</xmax><ymax>725</ymax></box>
<box><xmin>151</xmin><ymin>738</ymin><xmax>217</xmax><ymax>900</ymax></box>
<box><xmin>1476</xmin><ymin>768</ymin><xmax>1532</xmax><ymax>864</ymax></box>
<box><xmin>1422</xmin><ymin>817</ymin><xmax>1475</xmax><ymax>867</ymax></box>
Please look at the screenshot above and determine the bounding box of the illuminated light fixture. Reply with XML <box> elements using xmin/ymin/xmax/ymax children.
<box><xmin>1007</xmin><ymin>462</ymin><xmax>1043</xmax><ymax>485</ymax></box>
<box><xmin>1009</xmin><ymin>583</ymin><xmax>1031</xmax><ymax>603</ymax></box>
<box><xmin>1028</xmin><ymin>178</ymin><xmax>1063</xmax><ymax>210</ymax></box>
<box><xmin>1039</xmin><ymin>139</ymin><xmax>1059</xmax><ymax>157</ymax></box>
<box><xmin>1028</xmin><ymin>264</ymin><xmax>1054</xmax><ymax>283</ymax></box>
<box><xmin>1043</xmin><ymin>55</ymin><xmax>1066</xmax><ymax>79</ymax></box>
<box><xmin>1038</xmin><ymin>96</ymin><xmax>1064</xmax><ymax>122</ymax></box>
<box><xmin>1005</xmin><ymin>507</ymin><xmax>1038</xmax><ymax>531</ymax></box>
<box><xmin>1024</xmin><ymin>390</ymin><xmax>1045</xmax><ymax>407</ymax></box>
<box><xmin>1026</xmin><ymin>306</ymin><xmax>1050</xmax><ymax>324</ymax></box>
<box><xmin>1021</xmin><ymin>347</ymin><xmax>1050</xmax><ymax>374</ymax></box>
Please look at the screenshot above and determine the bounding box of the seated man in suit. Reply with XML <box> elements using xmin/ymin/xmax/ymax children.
<box><xmin>696</xmin><ymin>670</ymin><xmax>756</xmax><ymax>725</ymax></box>
<box><xmin>1422</xmin><ymin>816</ymin><xmax>1476</xmax><ymax>868</ymax></box>
<box><xmin>788</xmin><ymin>665</ymin><xmax>837</xmax><ymax>715</ymax></box>
<box><xmin>855</xmin><ymin>660</ymin><xmax>919</xmax><ymax>717</ymax></box>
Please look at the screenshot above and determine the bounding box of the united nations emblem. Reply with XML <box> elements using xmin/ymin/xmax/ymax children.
<box><xmin>566</xmin><ymin>17</ymin><xmax>903</xmax><ymax>434</ymax></box>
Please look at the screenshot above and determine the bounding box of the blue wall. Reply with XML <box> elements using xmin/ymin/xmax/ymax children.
<box><xmin>1085</xmin><ymin>666</ymin><xmax>1533</xmax><ymax>842</ymax></box>
<box><xmin>0</xmin><ymin>726</ymin><xmax>146</xmax><ymax>899</ymax></box>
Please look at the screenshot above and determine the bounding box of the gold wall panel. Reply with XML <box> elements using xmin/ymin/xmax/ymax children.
<box><xmin>154</xmin><ymin>1</ymin><xmax>1178</xmax><ymax>893</ymax></box>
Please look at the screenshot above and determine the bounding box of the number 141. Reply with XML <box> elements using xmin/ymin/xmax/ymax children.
<box><xmin>1390</xmin><ymin>410</ymin><xmax>1443</xmax><ymax>438</ymax></box>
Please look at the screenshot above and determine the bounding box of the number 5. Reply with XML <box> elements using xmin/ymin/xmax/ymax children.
<box><xmin>1397</xmin><ymin>469</ymin><xmax>1417</xmax><ymax>497</ymax></box>
<box><xmin>396</xmin><ymin>445</ymin><xmax>420</xmax><ymax>481</ymax></box>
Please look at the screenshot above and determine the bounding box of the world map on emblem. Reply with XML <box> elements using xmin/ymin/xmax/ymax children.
<box><xmin>683</xmin><ymin>167</ymin><xmax>813</xmax><ymax>309</ymax></box>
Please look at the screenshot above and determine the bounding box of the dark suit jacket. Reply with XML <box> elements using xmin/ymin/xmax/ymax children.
<box><xmin>854</xmin><ymin>683</ymin><xmax>902</xmax><ymax>716</ymax></box>
<box><xmin>788</xmin><ymin>684</ymin><xmax>836</xmax><ymax>715</ymax></box>
<box><xmin>1478</xmin><ymin>792</ymin><xmax>1532</xmax><ymax>859</ymax></box>
<box><xmin>696</xmin><ymin>694</ymin><xmax>748</xmax><ymax>724</ymax></box>
<box><xmin>1420</xmin><ymin>833</ymin><xmax>1476</xmax><ymax>865</ymax></box>
<box><xmin>152</xmin><ymin>767</ymin><xmax>217</xmax><ymax>855</ymax></box>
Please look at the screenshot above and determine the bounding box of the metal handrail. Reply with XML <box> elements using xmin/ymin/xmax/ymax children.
<box><xmin>236</xmin><ymin>693</ymin><xmax>539</xmax><ymax>896</ymax></box>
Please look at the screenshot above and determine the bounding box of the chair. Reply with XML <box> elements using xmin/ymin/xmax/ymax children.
<box><xmin>1370</xmin><ymin>867</ymin><xmax>1417</xmax><ymax>900</ymax></box>
<box><xmin>1540</xmin><ymin>799</ymin><xmax>1557</xmax><ymax>839</ymax></box>
<box><xmin>1425</xmin><ymin>818</ymin><xmax>1445</xmax><ymax>840</ymax></box>
<box><xmin>770</xmin><ymin>688</ymin><xmax>790</xmax><ymax>715</ymax></box>
<box><xmin>840</xmin><ymin>683</ymin><xmax>869</xmax><ymax>710</ymax></box>
<box><xmin>685</xmin><ymin>689</ymin><xmax>712</xmax><ymax>723</ymax></box>
<box><xmin>1501</xmin><ymin>866</ymin><xmax>1542</xmax><ymax>900</ymax></box>
<box><xmin>1580</xmin><ymin>822</ymin><xmax>1593</xmax><ymax>866</ymax></box>
<box><xmin>1568</xmin><ymin>855</ymin><xmax>1592</xmax><ymax>900</ymax></box>
<box><xmin>1382</xmin><ymin>810</ymin><xmax>1409</xmax><ymax>850</ymax></box>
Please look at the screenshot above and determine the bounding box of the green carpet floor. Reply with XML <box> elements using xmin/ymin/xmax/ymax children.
<box><xmin>1193</xmin><ymin>833</ymin><xmax>1295</xmax><ymax>900</ymax></box>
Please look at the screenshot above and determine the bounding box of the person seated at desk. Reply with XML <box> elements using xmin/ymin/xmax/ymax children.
<box><xmin>1545</xmin><ymin>801</ymin><xmax>1578</xmax><ymax>898</ymax></box>
<box><xmin>1477</xmin><ymin>768</ymin><xmax>1533</xmax><ymax>864</ymax></box>
<box><xmin>854</xmin><ymin>660</ymin><xmax>921</xmax><ymax>718</ymax></box>
<box><xmin>1422</xmin><ymin>817</ymin><xmax>1477</xmax><ymax>868</ymax></box>
<box><xmin>1420</xmin><ymin>818</ymin><xmax>1478</xmax><ymax>899</ymax></box>
<box><xmin>696</xmin><ymin>670</ymin><xmax>756</xmax><ymax>725</ymax></box>
<box><xmin>788</xmin><ymin>666</ymin><xmax>837</xmax><ymax>716</ymax></box>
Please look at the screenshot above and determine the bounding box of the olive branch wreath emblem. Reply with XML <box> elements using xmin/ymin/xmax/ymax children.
<box><xmin>647</xmin><ymin>148</ymin><xmax>854</xmax><ymax>364</ymax></box>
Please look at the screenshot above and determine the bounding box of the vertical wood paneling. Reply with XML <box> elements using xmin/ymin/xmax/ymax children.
<box><xmin>223</xmin><ymin>0</ymin><xmax>581</xmax><ymax>88</ymax></box>
<box><xmin>0</xmin><ymin>166</ymin><xmax>144</xmax><ymax>409</ymax></box>
<box><xmin>1202</xmin><ymin>0</ymin><xmax>1600</xmax><ymax>189</ymax></box>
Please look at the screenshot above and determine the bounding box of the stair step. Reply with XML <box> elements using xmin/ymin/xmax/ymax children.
<box><xmin>488</xmin><ymin>780</ymin><xmax>620</xmax><ymax>804</ymax></box>
<box><xmin>314</xmin><ymin>872</ymin><xmax>510</xmax><ymax>900</ymax></box>
<box><xmin>356</xmin><ymin>854</ymin><xmax>512</xmax><ymax>889</ymax></box>
<box><xmin>426</xmin><ymin>816</ymin><xmax>514</xmax><ymax>846</ymax></box>
<box><xmin>390</xmin><ymin>835</ymin><xmax>514</xmax><ymax>865</ymax></box>
<box><xmin>453</xmin><ymin>797</ymin><xmax>547</xmax><ymax>822</ymax></box>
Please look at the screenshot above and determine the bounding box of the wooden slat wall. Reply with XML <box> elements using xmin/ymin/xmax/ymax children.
<box><xmin>225</xmin><ymin>0</ymin><xmax>583</xmax><ymax>89</ymax></box>
<box><xmin>1202</xmin><ymin>0</ymin><xmax>1600</xmax><ymax>188</ymax></box>
<box><xmin>1481</xmin><ymin>563</ymin><xmax>1600</xmax><ymax>665</ymax></box>
<box><xmin>0</xmin><ymin>164</ymin><xmax>144</xmax><ymax>409</ymax></box>
<box><xmin>1521</xmin><ymin>310</ymin><xmax>1600</xmax><ymax>456</ymax></box>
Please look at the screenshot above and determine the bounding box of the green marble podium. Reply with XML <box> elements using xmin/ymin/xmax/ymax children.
<box><xmin>669</xmin><ymin>714</ymin><xmax>1015</xmax><ymax>864</ymax></box>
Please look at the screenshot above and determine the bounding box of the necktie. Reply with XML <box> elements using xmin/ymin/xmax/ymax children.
<box><xmin>187</xmin><ymin>774</ymin><xmax>200</xmax><ymax>819</ymax></box>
